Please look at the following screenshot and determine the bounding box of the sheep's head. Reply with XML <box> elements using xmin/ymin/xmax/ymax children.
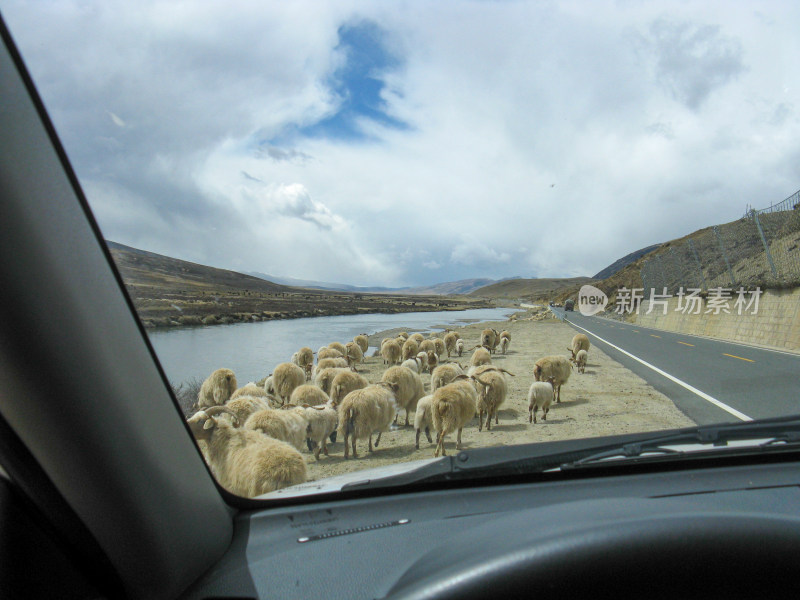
<box><xmin>187</xmin><ymin>406</ymin><xmax>238</xmax><ymax>440</ymax></box>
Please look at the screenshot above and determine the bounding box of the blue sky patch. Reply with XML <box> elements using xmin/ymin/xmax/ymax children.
<box><xmin>301</xmin><ymin>20</ymin><xmax>408</xmax><ymax>141</ymax></box>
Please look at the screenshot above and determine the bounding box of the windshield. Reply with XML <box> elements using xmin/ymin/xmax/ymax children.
<box><xmin>3</xmin><ymin>0</ymin><xmax>798</xmax><ymax>500</ymax></box>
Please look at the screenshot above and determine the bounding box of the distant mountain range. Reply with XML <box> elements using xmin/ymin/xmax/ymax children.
<box><xmin>246</xmin><ymin>272</ymin><xmax>521</xmax><ymax>296</ymax></box>
<box><xmin>592</xmin><ymin>244</ymin><xmax>660</xmax><ymax>279</ymax></box>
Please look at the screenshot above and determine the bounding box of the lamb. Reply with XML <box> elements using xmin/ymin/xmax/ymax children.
<box><xmin>197</xmin><ymin>368</ymin><xmax>238</xmax><ymax>409</ymax></box>
<box><xmin>415</xmin><ymin>351</ymin><xmax>429</xmax><ymax>373</ymax></box>
<box><xmin>297</xmin><ymin>403</ymin><xmax>338</xmax><ymax>459</ymax></box>
<box><xmin>527</xmin><ymin>377</ymin><xmax>556</xmax><ymax>423</ymax></box>
<box><xmin>401</xmin><ymin>338</ymin><xmax>419</xmax><ymax>361</ymax></box>
<box><xmin>574</xmin><ymin>349</ymin><xmax>588</xmax><ymax>374</ymax></box>
<box><xmin>432</xmin><ymin>377</ymin><xmax>479</xmax><ymax>457</ymax></box>
<box><xmin>443</xmin><ymin>331</ymin><xmax>458</xmax><ymax>358</ymax></box>
<box><xmin>431</xmin><ymin>363</ymin><xmax>464</xmax><ymax>392</ymax></box>
<box><xmin>469</xmin><ymin>346</ymin><xmax>492</xmax><ymax>367</ymax></box>
<box><xmin>381</xmin><ymin>339</ymin><xmax>402</xmax><ymax>365</ymax></box>
<box><xmin>295</xmin><ymin>346</ymin><xmax>314</xmax><ymax>380</ymax></box>
<box><xmin>314</xmin><ymin>367</ymin><xmax>350</xmax><ymax>395</ymax></box>
<box><xmin>381</xmin><ymin>365</ymin><xmax>425</xmax><ymax>426</ymax></box>
<box><xmin>499</xmin><ymin>337</ymin><xmax>510</xmax><ymax>354</ymax></box>
<box><xmin>480</xmin><ymin>328</ymin><xmax>497</xmax><ymax>353</ymax></box>
<box><xmin>353</xmin><ymin>334</ymin><xmax>369</xmax><ymax>354</ymax></box>
<box><xmin>345</xmin><ymin>341</ymin><xmax>364</xmax><ymax>369</ymax></box>
<box><xmin>329</xmin><ymin>370</ymin><xmax>369</xmax><ymax>408</ymax></box>
<box><xmin>472</xmin><ymin>369</ymin><xmax>509</xmax><ymax>431</ymax></box>
<box><xmin>223</xmin><ymin>395</ymin><xmax>271</xmax><ymax>425</ymax></box>
<box><xmin>271</xmin><ymin>362</ymin><xmax>306</xmax><ymax>405</ymax></box>
<box><xmin>187</xmin><ymin>406</ymin><xmax>306</xmax><ymax>498</ymax></box>
<box><xmin>533</xmin><ymin>355</ymin><xmax>573</xmax><ymax>403</ymax></box>
<box><xmin>316</xmin><ymin>357</ymin><xmax>349</xmax><ymax>370</ymax></box>
<box><xmin>244</xmin><ymin>406</ymin><xmax>308</xmax><ymax>451</ymax></box>
<box><xmin>401</xmin><ymin>357</ymin><xmax>422</xmax><ymax>373</ymax></box>
<box><xmin>289</xmin><ymin>384</ymin><xmax>329</xmax><ymax>407</ymax></box>
<box><xmin>414</xmin><ymin>394</ymin><xmax>434</xmax><ymax>449</ymax></box>
<box><xmin>337</xmin><ymin>383</ymin><xmax>398</xmax><ymax>459</ymax></box>
<box><xmin>229</xmin><ymin>382</ymin><xmax>268</xmax><ymax>401</ymax></box>
<box><xmin>567</xmin><ymin>333</ymin><xmax>591</xmax><ymax>361</ymax></box>
<box><xmin>455</xmin><ymin>339</ymin><xmax>465</xmax><ymax>357</ymax></box>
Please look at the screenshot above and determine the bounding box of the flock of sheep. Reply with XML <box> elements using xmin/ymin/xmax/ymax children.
<box><xmin>186</xmin><ymin>326</ymin><xmax>591</xmax><ymax>498</ymax></box>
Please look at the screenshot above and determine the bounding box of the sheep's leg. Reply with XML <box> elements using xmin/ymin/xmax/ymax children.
<box><xmin>405</xmin><ymin>409</ymin><xmax>410</xmax><ymax>427</ymax></box>
<box><xmin>343</xmin><ymin>432</ymin><xmax>350</xmax><ymax>459</ymax></box>
<box><xmin>434</xmin><ymin>432</ymin><xmax>444</xmax><ymax>457</ymax></box>
<box><xmin>351</xmin><ymin>436</ymin><xmax>358</xmax><ymax>458</ymax></box>
<box><xmin>306</xmin><ymin>438</ymin><xmax>315</xmax><ymax>452</ymax></box>
<box><xmin>415</xmin><ymin>429</ymin><xmax>421</xmax><ymax>449</ymax></box>
<box><xmin>485</xmin><ymin>411</ymin><xmax>492</xmax><ymax>431</ymax></box>
<box><xmin>529</xmin><ymin>407</ymin><xmax>533</xmax><ymax>424</ymax></box>
<box><xmin>543</xmin><ymin>407</ymin><xmax>548</xmax><ymax>421</ymax></box>
<box><xmin>495</xmin><ymin>408</ymin><xmax>499</xmax><ymax>425</ymax></box>
<box><xmin>329</xmin><ymin>431</ymin><xmax>337</xmax><ymax>443</ymax></box>
<box><xmin>314</xmin><ymin>445</ymin><xmax>321</xmax><ymax>460</ymax></box>
<box><xmin>375</xmin><ymin>431</ymin><xmax>382</xmax><ymax>447</ymax></box>
<box><xmin>556</xmin><ymin>385</ymin><xmax>562</xmax><ymax>403</ymax></box>
<box><xmin>425</xmin><ymin>426</ymin><xmax>432</xmax><ymax>443</ymax></box>
<box><xmin>368</xmin><ymin>434</ymin><xmax>374</xmax><ymax>452</ymax></box>
<box><xmin>478</xmin><ymin>409</ymin><xmax>484</xmax><ymax>432</ymax></box>
<box><xmin>456</xmin><ymin>428</ymin><xmax>463</xmax><ymax>450</ymax></box>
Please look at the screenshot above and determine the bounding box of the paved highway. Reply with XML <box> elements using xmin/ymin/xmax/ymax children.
<box><xmin>549</xmin><ymin>307</ymin><xmax>800</xmax><ymax>426</ymax></box>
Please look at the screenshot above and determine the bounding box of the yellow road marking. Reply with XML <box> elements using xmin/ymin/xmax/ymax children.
<box><xmin>650</xmin><ymin>334</ymin><xmax>661</xmax><ymax>338</ymax></box>
<box><xmin>723</xmin><ymin>353</ymin><xmax>754</xmax><ymax>363</ymax></box>
<box><xmin>677</xmin><ymin>341</ymin><xmax>694</xmax><ymax>347</ymax></box>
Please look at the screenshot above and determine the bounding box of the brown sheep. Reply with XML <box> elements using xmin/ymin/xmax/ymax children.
<box><xmin>443</xmin><ymin>331</ymin><xmax>458</xmax><ymax>357</ymax></box>
<box><xmin>289</xmin><ymin>384</ymin><xmax>329</xmax><ymax>407</ymax></box>
<box><xmin>533</xmin><ymin>355</ymin><xmax>573</xmax><ymax>403</ymax></box>
<box><xmin>381</xmin><ymin>365</ymin><xmax>425</xmax><ymax>426</ymax></box>
<box><xmin>567</xmin><ymin>334</ymin><xmax>590</xmax><ymax>361</ymax></box>
<box><xmin>354</xmin><ymin>334</ymin><xmax>369</xmax><ymax>354</ymax></box>
<box><xmin>472</xmin><ymin>370</ymin><xmax>509</xmax><ymax>431</ymax></box>
<box><xmin>197</xmin><ymin>368</ymin><xmax>237</xmax><ymax>409</ymax></box>
<box><xmin>244</xmin><ymin>406</ymin><xmax>308</xmax><ymax>451</ymax></box>
<box><xmin>401</xmin><ymin>338</ymin><xmax>420</xmax><ymax>361</ymax></box>
<box><xmin>329</xmin><ymin>371</ymin><xmax>369</xmax><ymax>408</ymax></box>
<box><xmin>271</xmin><ymin>362</ymin><xmax>306</xmax><ymax>405</ymax></box>
<box><xmin>382</xmin><ymin>339</ymin><xmax>402</xmax><ymax>365</ymax></box>
<box><xmin>337</xmin><ymin>383</ymin><xmax>398</xmax><ymax>459</ymax></box>
<box><xmin>432</xmin><ymin>377</ymin><xmax>479</xmax><ymax>457</ymax></box>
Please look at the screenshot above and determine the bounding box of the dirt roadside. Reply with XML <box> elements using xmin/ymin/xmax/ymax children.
<box><xmin>302</xmin><ymin>310</ymin><xmax>695</xmax><ymax>481</ymax></box>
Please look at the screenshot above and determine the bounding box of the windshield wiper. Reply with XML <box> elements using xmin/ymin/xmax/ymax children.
<box><xmin>341</xmin><ymin>415</ymin><xmax>800</xmax><ymax>492</ymax></box>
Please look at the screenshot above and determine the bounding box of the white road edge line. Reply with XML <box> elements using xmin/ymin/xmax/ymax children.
<box><xmin>567</xmin><ymin>319</ymin><xmax>753</xmax><ymax>422</ymax></box>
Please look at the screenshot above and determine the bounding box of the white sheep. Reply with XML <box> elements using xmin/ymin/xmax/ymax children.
<box><xmin>401</xmin><ymin>357</ymin><xmax>422</xmax><ymax>373</ymax></box>
<box><xmin>469</xmin><ymin>346</ymin><xmax>492</xmax><ymax>367</ymax></box>
<box><xmin>416</xmin><ymin>351</ymin><xmax>429</xmax><ymax>373</ymax></box>
<box><xmin>528</xmin><ymin>377</ymin><xmax>556</xmax><ymax>423</ymax></box>
<box><xmin>337</xmin><ymin>383</ymin><xmax>398</xmax><ymax>459</ymax></box>
<box><xmin>455</xmin><ymin>339</ymin><xmax>465</xmax><ymax>357</ymax></box>
<box><xmin>345</xmin><ymin>341</ymin><xmax>364</xmax><ymax>369</ymax></box>
<box><xmin>443</xmin><ymin>331</ymin><xmax>458</xmax><ymax>358</ymax></box>
<box><xmin>433</xmin><ymin>337</ymin><xmax>446</xmax><ymax>358</ymax></box>
<box><xmin>410</xmin><ymin>333</ymin><xmax>424</xmax><ymax>344</ymax></box>
<box><xmin>186</xmin><ymin>406</ymin><xmax>306</xmax><ymax>498</ymax></box>
<box><xmin>414</xmin><ymin>394</ymin><xmax>434</xmax><ymax>449</ymax></box>
<box><xmin>329</xmin><ymin>370</ymin><xmax>369</xmax><ymax>408</ymax></box>
<box><xmin>244</xmin><ymin>406</ymin><xmax>308</xmax><ymax>451</ymax></box>
<box><xmin>316</xmin><ymin>357</ymin><xmax>349</xmax><ymax>371</ymax></box>
<box><xmin>354</xmin><ymin>333</ymin><xmax>369</xmax><ymax>354</ymax></box>
<box><xmin>499</xmin><ymin>337</ymin><xmax>510</xmax><ymax>355</ymax></box>
<box><xmin>575</xmin><ymin>349</ymin><xmax>588</xmax><ymax>374</ymax></box>
<box><xmin>318</xmin><ymin>347</ymin><xmax>344</xmax><ymax>361</ymax></box>
<box><xmin>295</xmin><ymin>346</ymin><xmax>314</xmax><ymax>380</ymax></box>
<box><xmin>432</xmin><ymin>377</ymin><xmax>479</xmax><ymax>457</ymax></box>
<box><xmin>381</xmin><ymin>339</ymin><xmax>402</xmax><ymax>365</ymax></box>
<box><xmin>401</xmin><ymin>338</ymin><xmax>419</xmax><ymax>361</ymax></box>
<box><xmin>223</xmin><ymin>395</ymin><xmax>271</xmax><ymax>425</ymax></box>
<box><xmin>289</xmin><ymin>384</ymin><xmax>329</xmax><ymax>407</ymax></box>
<box><xmin>418</xmin><ymin>339</ymin><xmax>436</xmax><ymax>355</ymax></box>
<box><xmin>314</xmin><ymin>367</ymin><xmax>350</xmax><ymax>395</ymax></box>
<box><xmin>270</xmin><ymin>362</ymin><xmax>307</xmax><ymax>405</ymax></box>
<box><xmin>567</xmin><ymin>333</ymin><xmax>590</xmax><ymax>361</ymax></box>
<box><xmin>229</xmin><ymin>382</ymin><xmax>268</xmax><ymax>401</ymax></box>
<box><xmin>472</xmin><ymin>369</ymin><xmax>509</xmax><ymax>431</ymax></box>
<box><xmin>328</xmin><ymin>341</ymin><xmax>347</xmax><ymax>355</ymax></box>
<box><xmin>297</xmin><ymin>403</ymin><xmax>338</xmax><ymax>459</ymax></box>
<box><xmin>431</xmin><ymin>363</ymin><xmax>465</xmax><ymax>392</ymax></box>
<box><xmin>533</xmin><ymin>355</ymin><xmax>573</xmax><ymax>403</ymax></box>
<box><xmin>381</xmin><ymin>365</ymin><xmax>425</xmax><ymax>426</ymax></box>
<box><xmin>197</xmin><ymin>368</ymin><xmax>237</xmax><ymax>409</ymax></box>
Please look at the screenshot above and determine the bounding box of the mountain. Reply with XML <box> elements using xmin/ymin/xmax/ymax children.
<box><xmin>469</xmin><ymin>276</ymin><xmax>595</xmax><ymax>299</ymax></box>
<box><xmin>592</xmin><ymin>244</ymin><xmax>661</xmax><ymax>279</ymax></box>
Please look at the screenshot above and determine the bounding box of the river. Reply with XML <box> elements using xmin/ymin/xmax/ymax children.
<box><xmin>148</xmin><ymin>307</ymin><xmax>516</xmax><ymax>386</ymax></box>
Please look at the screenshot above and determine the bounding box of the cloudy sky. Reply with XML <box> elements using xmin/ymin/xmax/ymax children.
<box><xmin>3</xmin><ymin>1</ymin><xmax>799</xmax><ymax>287</ymax></box>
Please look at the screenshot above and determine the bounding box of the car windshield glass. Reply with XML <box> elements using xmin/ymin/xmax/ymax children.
<box><xmin>2</xmin><ymin>1</ymin><xmax>799</xmax><ymax>501</ymax></box>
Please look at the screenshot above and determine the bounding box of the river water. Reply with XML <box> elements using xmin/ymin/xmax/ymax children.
<box><xmin>148</xmin><ymin>307</ymin><xmax>515</xmax><ymax>386</ymax></box>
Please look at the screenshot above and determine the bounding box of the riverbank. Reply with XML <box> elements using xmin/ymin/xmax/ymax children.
<box><xmin>302</xmin><ymin>307</ymin><xmax>695</xmax><ymax>482</ymax></box>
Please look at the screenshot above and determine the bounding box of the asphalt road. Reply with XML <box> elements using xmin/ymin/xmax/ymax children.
<box><xmin>549</xmin><ymin>307</ymin><xmax>800</xmax><ymax>426</ymax></box>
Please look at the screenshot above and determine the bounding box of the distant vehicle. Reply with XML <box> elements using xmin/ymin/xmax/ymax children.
<box><xmin>564</xmin><ymin>298</ymin><xmax>575</xmax><ymax>311</ymax></box>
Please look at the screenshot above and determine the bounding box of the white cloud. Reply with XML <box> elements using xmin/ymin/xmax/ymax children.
<box><xmin>3</xmin><ymin>0</ymin><xmax>800</xmax><ymax>286</ymax></box>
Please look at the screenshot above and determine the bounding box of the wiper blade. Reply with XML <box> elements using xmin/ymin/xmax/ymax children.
<box><xmin>341</xmin><ymin>415</ymin><xmax>800</xmax><ymax>491</ymax></box>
